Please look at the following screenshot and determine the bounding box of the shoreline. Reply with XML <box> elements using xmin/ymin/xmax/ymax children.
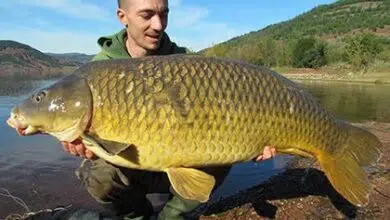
<box><xmin>285</xmin><ymin>73</ymin><xmax>390</xmax><ymax>84</ymax></box>
<box><xmin>277</xmin><ymin>67</ymin><xmax>390</xmax><ymax>84</ymax></box>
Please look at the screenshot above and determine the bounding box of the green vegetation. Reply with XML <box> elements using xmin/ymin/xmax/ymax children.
<box><xmin>46</xmin><ymin>52</ymin><xmax>94</xmax><ymax>64</ymax></box>
<box><xmin>292</xmin><ymin>37</ymin><xmax>327</xmax><ymax>68</ymax></box>
<box><xmin>0</xmin><ymin>40</ymin><xmax>80</xmax><ymax>80</ymax></box>
<box><xmin>343</xmin><ymin>33</ymin><xmax>384</xmax><ymax>69</ymax></box>
<box><xmin>0</xmin><ymin>40</ymin><xmax>60</xmax><ymax>67</ymax></box>
<box><xmin>0</xmin><ymin>55</ymin><xmax>26</xmax><ymax>66</ymax></box>
<box><xmin>201</xmin><ymin>0</ymin><xmax>390</xmax><ymax>72</ymax></box>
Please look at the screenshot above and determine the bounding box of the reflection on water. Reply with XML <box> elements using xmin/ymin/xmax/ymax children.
<box><xmin>0</xmin><ymin>80</ymin><xmax>390</xmax><ymax>216</ymax></box>
<box><xmin>212</xmin><ymin>155</ymin><xmax>292</xmax><ymax>199</ymax></box>
<box><xmin>0</xmin><ymin>80</ymin><xmax>58</xmax><ymax>97</ymax></box>
<box><xmin>300</xmin><ymin>80</ymin><xmax>390</xmax><ymax>123</ymax></box>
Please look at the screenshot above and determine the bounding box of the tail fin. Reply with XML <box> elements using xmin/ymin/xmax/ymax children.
<box><xmin>319</xmin><ymin>122</ymin><xmax>382</xmax><ymax>207</ymax></box>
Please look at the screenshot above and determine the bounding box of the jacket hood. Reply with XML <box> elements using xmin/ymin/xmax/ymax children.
<box><xmin>96</xmin><ymin>29</ymin><xmax>179</xmax><ymax>59</ymax></box>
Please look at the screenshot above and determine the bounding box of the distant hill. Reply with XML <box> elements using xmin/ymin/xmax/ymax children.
<box><xmin>201</xmin><ymin>0</ymin><xmax>390</xmax><ymax>68</ymax></box>
<box><xmin>46</xmin><ymin>52</ymin><xmax>94</xmax><ymax>64</ymax></box>
<box><xmin>230</xmin><ymin>0</ymin><xmax>390</xmax><ymax>41</ymax></box>
<box><xmin>0</xmin><ymin>40</ymin><xmax>81</xmax><ymax>80</ymax></box>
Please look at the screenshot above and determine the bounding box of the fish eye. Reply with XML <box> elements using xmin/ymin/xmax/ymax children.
<box><xmin>32</xmin><ymin>90</ymin><xmax>47</xmax><ymax>103</ymax></box>
<box><xmin>35</xmin><ymin>96</ymin><xmax>41</xmax><ymax>103</ymax></box>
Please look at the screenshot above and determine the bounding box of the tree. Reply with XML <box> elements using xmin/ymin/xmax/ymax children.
<box><xmin>204</xmin><ymin>44</ymin><xmax>229</xmax><ymax>57</ymax></box>
<box><xmin>226</xmin><ymin>43</ymin><xmax>264</xmax><ymax>65</ymax></box>
<box><xmin>343</xmin><ymin>33</ymin><xmax>383</xmax><ymax>69</ymax></box>
<box><xmin>292</xmin><ymin>37</ymin><xmax>328</xmax><ymax>68</ymax></box>
<box><xmin>325</xmin><ymin>41</ymin><xmax>345</xmax><ymax>64</ymax></box>
<box><xmin>261</xmin><ymin>37</ymin><xmax>277</xmax><ymax>67</ymax></box>
<box><xmin>275</xmin><ymin>40</ymin><xmax>294</xmax><ymax>67</ymax></box>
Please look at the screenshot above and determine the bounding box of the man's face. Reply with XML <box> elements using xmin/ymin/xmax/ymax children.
<box><xmin>119</xmin><ymin>0</ymin><xmax>169</xmax><ymax>51</ymax></box>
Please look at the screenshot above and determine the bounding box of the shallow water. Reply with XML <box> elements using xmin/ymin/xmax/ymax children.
<box><xmin>0</xmin><ymin>80</ymin><xmax>389</xmax><ymax>217</ymax></box>
<box><xmin>0</xmin><ymin>95</ymin><xmax>100</xmax><ymax>217</ymax></box>
<box><xmin>300</xmin><ymin>80</ymin><xmax>390</xmax><ymax>123</ymax></box>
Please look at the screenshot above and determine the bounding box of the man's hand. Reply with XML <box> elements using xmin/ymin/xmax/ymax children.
<box><xmin>255</xmin><ymin>146</ymin><xmax>277</xmax><ymax>162</ymax></box>
<box><xmin>61</xmin><ymin>138</ymin><xmax>96</xmax><ymax>159</ymax></box>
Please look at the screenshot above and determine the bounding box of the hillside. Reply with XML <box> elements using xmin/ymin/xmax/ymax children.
<box><xmin>228</xmin><ymin>0</ymin><xmax>390</xmax><ymax>42</ymax></box>
<box><xmin>0</xmin><ymin>40</ymin><xmax>81</xmax><ymax>80</ymax></box>
<box><xmin>46</xmin><ymin>52</ymin><xmax>94</xmax><ymax>64</ymax></box>
<box><xmin>201</xmin><ymin>0</ymin><xmax>390</xmax><ymax>70</ymax></box>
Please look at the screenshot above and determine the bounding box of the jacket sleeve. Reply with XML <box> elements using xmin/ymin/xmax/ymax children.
<box><xmin>170</xmin><ymin>42</ymin><xmax>190</xmax><ymax>54</ymax></box>
<box><xmin>91</xmin><ymin>51</ymin><xmax>111</xmax><ymax>61</ymax></box>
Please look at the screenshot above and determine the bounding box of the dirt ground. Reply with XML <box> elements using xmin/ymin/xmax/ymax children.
<box><xmin>192</xmin><ymin>122</ymin><xmax>390</xmax><ymax>220</ymax></box>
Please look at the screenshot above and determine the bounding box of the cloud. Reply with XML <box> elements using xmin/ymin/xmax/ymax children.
<box><xmin>170</xmin><ymin>22</ymin><xmax>252</xmax><ymax>51</ymax></box>
<box><xmin>1</xmin><ymin>28</ymin><xmax>101</xmax><ymax>54</ymax></box>
<box><xmin>167</xmin><ymin>2</ymin><xmax>251</xmax><ymax>51</ymax></box>
<box><xmin>169</xmin><ymin>6</ymin><xmax>210</xmax><ymax>28</ymax></box>
<box><xmin>13</xmin><ymin>0</ymin><xmax>111</xmax><ymax>22</ymax></box>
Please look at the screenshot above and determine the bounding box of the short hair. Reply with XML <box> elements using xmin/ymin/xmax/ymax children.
<box><xmin>117</xmin><ymin>0</ymin><xmax>124</xmax><ymax>8</ymax></box>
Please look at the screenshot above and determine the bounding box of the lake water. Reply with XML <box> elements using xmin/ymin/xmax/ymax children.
<box><xmin>0</xmin><ymin>79</ymin><xmax>390</xmax><ymax>217</ymax></box>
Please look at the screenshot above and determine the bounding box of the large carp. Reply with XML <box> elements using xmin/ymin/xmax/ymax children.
<box><xmin>7</xmin><ymin>55</ymin><xmax>381</xmax><ymax>206</ymax></box>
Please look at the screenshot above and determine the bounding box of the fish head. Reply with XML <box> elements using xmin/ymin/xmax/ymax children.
<box><xmin>7</xmin><ymin>75</ymin><xmax>92</xmax><ymax>142</ymax></box>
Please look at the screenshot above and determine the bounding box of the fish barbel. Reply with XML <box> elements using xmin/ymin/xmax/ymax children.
<box><xmin>6</xmin><ymin>55</ymin><xmax>381</xmax><ymax>206</ymax></box>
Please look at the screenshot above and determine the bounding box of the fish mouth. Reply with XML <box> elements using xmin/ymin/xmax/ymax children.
<box><xmin>6</xmin><ymin>113</ymin><xmax>39</xmax><ymax>136</ymax></box>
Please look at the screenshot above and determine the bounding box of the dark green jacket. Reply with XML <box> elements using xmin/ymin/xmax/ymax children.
<box><xmin>92</xmin><ymin>29</ymin><xmax>187</xmax><ymax>61</ymax></box>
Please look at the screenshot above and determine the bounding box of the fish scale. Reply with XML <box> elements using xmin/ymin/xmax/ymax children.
<box><xmin>8</xmin><ymin>54</ymin><xmax>382</xmax><ymax>205</ymax></box>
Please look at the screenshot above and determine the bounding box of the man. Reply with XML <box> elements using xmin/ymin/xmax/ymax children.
<box><xmin>62</xmin><ymin>0</ymin><xmax>277</xmax><ymax>219</ymax></box>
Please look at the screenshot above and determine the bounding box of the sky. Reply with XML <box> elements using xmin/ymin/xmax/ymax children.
<box><xmin>0</xmin><ymin>0</ymin><xmax>337</xmax><ymax>55</ymax></box>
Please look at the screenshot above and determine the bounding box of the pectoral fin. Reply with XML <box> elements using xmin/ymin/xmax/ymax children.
<box><xmin>166</xmin><ymin>167</ymin><xmax>216</xmax><ymax>203</ymax></box>
<box><xmin>80</xmin><ymin>133</ymin><xmax>131</xmax><ymax>156</ymax></box>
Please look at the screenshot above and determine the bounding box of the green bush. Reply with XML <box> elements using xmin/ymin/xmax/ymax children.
<box><xmin>325</xmin><ymin>42</ymin><xmax>345</xmax><ymax>64</ymax></box>
<box><xmin>225</xmin><ymin>43</ymin><xmax>264</xmax><ymax>65</ymax></box>
<box><xmin>343</xmin><ymin>33</ymin><xmax>383</xmax><ymax>69</ymax></box>
<box><xmin>292</xmin><ymin>37</ymin><xmax>328</xmax><ymax>68</ymax></box>
<box><xmin>378</xmin><ymin>48</ymin><xmax>390</xmax><ymax>62</ymax></box>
